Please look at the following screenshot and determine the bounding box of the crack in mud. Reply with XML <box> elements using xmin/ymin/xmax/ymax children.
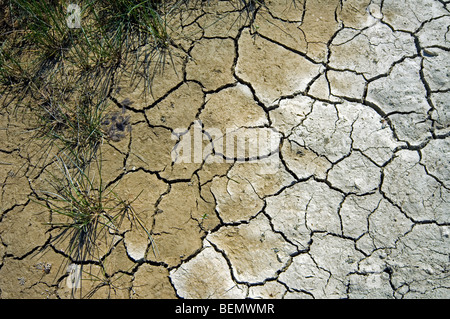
<box><xmin>0</xmin><ymin>0</ymin><xmax>449</xmax><ymax>299</ymax></box>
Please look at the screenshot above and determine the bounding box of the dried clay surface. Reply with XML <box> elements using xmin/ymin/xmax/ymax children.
<box><xmin>0</xmin><ymin>0</ymin><xmax>449</xmax><ymax>299</ymax></box>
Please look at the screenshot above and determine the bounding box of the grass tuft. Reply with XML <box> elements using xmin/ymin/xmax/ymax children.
<box><xmin>35</xmin><ymin>154</ymin><xmax>157</xmax><ymax>296</ymax></box>
<box><xmin>33</xmin><ymin>86</ymin><xmax>108</xmax><ymax>169</ymax></box>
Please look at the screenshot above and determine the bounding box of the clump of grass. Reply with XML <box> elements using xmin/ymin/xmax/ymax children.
<box><xmin>36</xmin><ymin>154</ymin><xmax>157</xmax><ymax>296</ymax></box>
<box><xmin>0</xmin><ymin>17</ymin><xmax>36</xmax><ymax>94</ymax></box>
<box><xmin>34</xmin><ymin>87</ymin><xmax>108</xmax><ymax>169</ymax></box>
<box><xmin>43</xmin><ymin>157</ymin><xmax>116</xmax><ymax>263</ymax></box>
<box><xmin>92</xmin><ymin>0</ymin><xmax>170</xmax><ymax>48</ymax></box>
<box><xmin>14</xmin><ymin>0</ymin><xmax>72</xmax><ymax>60</ymax></box>
<box><xmin>0</xmin><ymin>39</ymin><xmax>28</xmax><ymax>86</ymax></box>
<box><xmin>3</xmin><ymin>0</ymin><xmax>179</xmax><ymax>97</ymax></box>
<box><xmin>86</xmin><ymin>0</ymin><xmax>178</xmax><ymax>95</ymax></box>
<box><xmin>3</xmin><ymin>0</ymin><xmax>183</xmax><ymax>170</ymax></box>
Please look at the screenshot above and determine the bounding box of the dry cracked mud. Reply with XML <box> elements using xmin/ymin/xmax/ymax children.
<box><xmin>0</xmin><ymin>0</ymin><xmax>449</xmax><ymax>299</ymax></box>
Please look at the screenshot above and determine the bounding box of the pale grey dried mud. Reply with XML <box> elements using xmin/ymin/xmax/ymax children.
<box><xmin>0</xmin><ymin>0</ymin><xmax>449</xmax><ymax>299</ymax></box>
